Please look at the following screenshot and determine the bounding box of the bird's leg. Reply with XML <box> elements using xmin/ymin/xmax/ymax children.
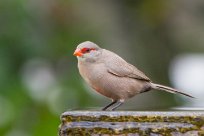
<box><xmin>102</xmin><ymin>100</ymin><xmax>117</xmax><ymax>111</ymax></box>
<box><xmin>110</xmin><ymin>99</ymin><xmax>124</xmax><ymax>111</ymax></box>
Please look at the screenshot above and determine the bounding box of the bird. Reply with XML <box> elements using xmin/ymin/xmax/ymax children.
<box><xmin>73</xmin><ymin>41</ymin><xmax>194</xmax><ymax>111</ymax></box>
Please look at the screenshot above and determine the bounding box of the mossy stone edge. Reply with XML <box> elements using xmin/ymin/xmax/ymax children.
<box><xmin>59</xmin><ymin>111</ymin><xmax>204</xmax><ymax>136</ymax></box>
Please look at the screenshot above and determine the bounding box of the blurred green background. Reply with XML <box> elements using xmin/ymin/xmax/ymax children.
<box><xmin>1</xmin><ymin>0</ymin><xmax>204</xmax><ymax>135</ymax></box>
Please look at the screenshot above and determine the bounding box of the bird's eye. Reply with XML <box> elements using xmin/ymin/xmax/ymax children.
<box><xmin>81</xmin><ymin>48</ymin><xmax>94</xmax><ymax>53</ymax></box>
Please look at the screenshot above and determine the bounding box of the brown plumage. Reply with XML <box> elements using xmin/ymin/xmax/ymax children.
<box><xmin>73</xmin><ymin>41</ymin><xmax>194</xmax><ymax>110</ymax></box>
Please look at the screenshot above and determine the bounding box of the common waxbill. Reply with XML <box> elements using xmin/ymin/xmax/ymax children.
<box><xmin>73</xmin><ymin>41</ymin><xmax>193</xmax><ymax>110</ymax></box>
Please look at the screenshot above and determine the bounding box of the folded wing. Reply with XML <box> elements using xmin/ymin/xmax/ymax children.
<box><xmin>104</xmin><ymin>49</ymin><xmax>151</xmax><ymax>81</ymax></box>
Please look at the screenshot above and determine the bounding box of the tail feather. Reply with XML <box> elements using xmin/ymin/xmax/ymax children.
<box><xmin>151</xmin><ymin>83</ymin><xmax>194</xmax><ymax>98</ymax></box>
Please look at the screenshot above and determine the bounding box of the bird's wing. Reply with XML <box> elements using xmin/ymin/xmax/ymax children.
<box><xmin>103</xmin><ymin>50</ymin><xmax>151</xmax><ymax>81</ymax></box>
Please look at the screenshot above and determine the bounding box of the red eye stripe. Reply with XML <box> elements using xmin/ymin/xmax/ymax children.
<box><xmin>81</xmin><ymin>48</ymin><xmax>95</xmax><ymax>53</ymax></box>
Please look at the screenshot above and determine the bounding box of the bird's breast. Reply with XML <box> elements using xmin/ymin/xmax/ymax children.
<box><xmin>78</xmin><ymin>61</ymin><xmax>105</xmax><ymax>86</ymax></box>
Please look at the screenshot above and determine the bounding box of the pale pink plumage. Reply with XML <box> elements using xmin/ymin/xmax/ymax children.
<box><xmin>74</xmin><ymin>41</ymin><xmax>194</xmax><ymax>110</ymax></box>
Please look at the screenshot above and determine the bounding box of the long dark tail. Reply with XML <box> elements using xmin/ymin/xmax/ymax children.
<box><xmin>151</xmin><ymin>83</ymin><xmax>194</xmax><ymax>98</ymax></box>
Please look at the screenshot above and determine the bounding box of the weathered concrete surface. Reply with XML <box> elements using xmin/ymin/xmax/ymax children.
<box><xmin>59</xmin><ymin>111</ymin><xmax>204</xmax><ymax>136</ymax></box>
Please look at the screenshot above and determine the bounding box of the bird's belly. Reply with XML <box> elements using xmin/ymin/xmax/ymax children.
<box><xmin>90</xmin><ymin>74</ymin><xmax>148</xmax><ymax>100</ymax></box>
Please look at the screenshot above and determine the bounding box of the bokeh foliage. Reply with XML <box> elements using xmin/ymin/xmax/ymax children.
<box><xmin>0</xmin><ymin>0</ymin><xmax>203</xmax><ymax>135</ymax></box>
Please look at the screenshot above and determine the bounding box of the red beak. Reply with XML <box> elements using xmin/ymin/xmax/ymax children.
<box><xmin>73</xmin><ymin>48</ymin><xmax>83</xmax><ymax>56</ymax></box>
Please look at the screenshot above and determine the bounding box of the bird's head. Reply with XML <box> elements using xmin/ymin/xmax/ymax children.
<box><xmin>73</xmin><ymin>41</ymin><xmax>102</xmax><ymax>62</ymax></box>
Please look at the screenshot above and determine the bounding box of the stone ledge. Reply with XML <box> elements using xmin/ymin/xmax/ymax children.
<box><xmin>59</xmin><ymin>111</ymin><xmax>204</xmax><ymax>136</ymax></box>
